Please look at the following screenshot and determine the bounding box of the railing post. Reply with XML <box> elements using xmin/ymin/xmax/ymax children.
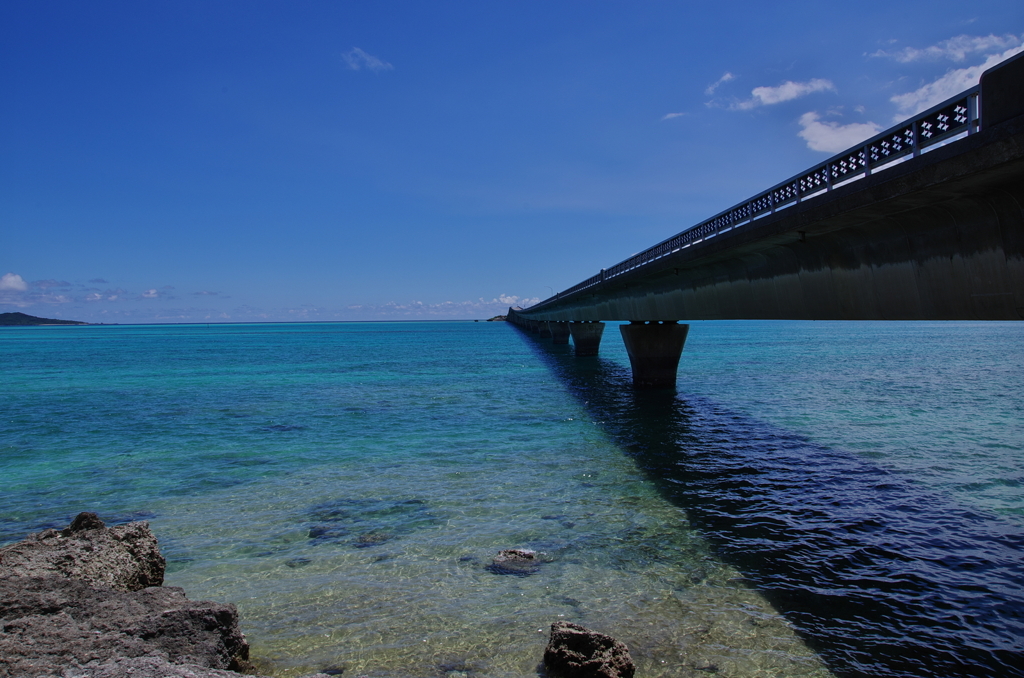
<box><xmin>969</xmin><ymin>92</ymin><xmax>979</xmax><ymax>134</ymax></box>
<box><xmin>912</xmin><ymin>121</ymin><xmax>921</xmax><ymax>158</ymax></box>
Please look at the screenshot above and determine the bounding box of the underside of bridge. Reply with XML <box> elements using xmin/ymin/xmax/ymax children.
<box><xmin>520</xmin><ymin>118</ymin><xmax>1024</xmax><ymax>323</ymax></box>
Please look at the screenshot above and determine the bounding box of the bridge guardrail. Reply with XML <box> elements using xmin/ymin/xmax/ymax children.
<box><xmin>533</xmin><ymin>85</ymin><xmax>981</xmax><ymax>309</ymax></box>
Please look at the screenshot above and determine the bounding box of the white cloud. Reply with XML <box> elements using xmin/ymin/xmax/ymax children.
<box><xmin>704</xmin><ymin>72</ymin><xmax>735</xmax><ymax>96</ymax></box>
<box><xmin>0</xmin><ymin>273</ymin><xmax>28</xmax><ymax>291</ymax></box>
<box><xmin>342</xmin><ymin>47</ymin><xmax>394</xmax><ymax>73</ymax></box>
<box><xmin>142</xmin><ymin>289</ymin><xmax>158</xmax><ymax>298</ymax></box>
<box><xmin>891</xmin><ymin>45</ymin><xmax>1024</xmax><ymax>118</ymax></box>
<box><xmin>732</xmin><ymin>79</ymin><xmax>836</xmax><ymax>110</ymax></box>
<box><xmin>873</xmin><ymin>33</ymin><xmax>1023</xmax><ymax>63</ymax></box>
<box><xmin>661</xmin><ymin>112</ymin><xmax>686</xmax><ymax>121</ymax></box>
<box><xmin>798</xmin><ymin>112</ymin><xmax>882</xmax><ymax>153</ymax></box>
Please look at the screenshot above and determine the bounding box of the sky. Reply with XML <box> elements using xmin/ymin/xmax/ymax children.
<box><xmin>2</xmin><ymin>1</ymin><xmax>1022</xmax><ymax>323</ymax></box>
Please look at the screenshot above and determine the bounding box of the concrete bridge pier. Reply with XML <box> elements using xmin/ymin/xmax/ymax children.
<box><xmin>568</xmin><ymin>321</ymin><xmax>605</xmax><ymax>356</ymax></box>
<box><xmin>538</xmin><ymin>322</ymin><xmax>553</xmax><ymax>338</ymax></box>
<box><xmin>619</xmin><ymin>321</ymin><xmax>690</xmax><ymax>389</ymax></box>
<box><xmin>549</xmin><ymin>321</ymin><xmax>571</xmax><ymax>344</ymax></box>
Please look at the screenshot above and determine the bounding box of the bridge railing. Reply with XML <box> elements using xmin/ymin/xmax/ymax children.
<box><xmin>536</xmin><ymin>85</ymin><xmax>981</xmax><ymax>307</ymax></box>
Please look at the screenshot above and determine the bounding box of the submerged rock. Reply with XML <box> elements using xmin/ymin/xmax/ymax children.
<box><xmin>305</xmin><ymin>497</ymin><xmax>438</xmax><ymax>546</ymax></box>
<box><xmin>486</xmin><ymin>548</ymin><xmax>542</xmax><ymax>576</ymax></box>
<box><xmin>0</xmin><ymin>511</ymin><xmax>164</xmax><ymax>592</ymax></box>
<box><xmin>543</xmin><ymin>621</ymin><xmax>635</xmax><ymax>678</ymax></box>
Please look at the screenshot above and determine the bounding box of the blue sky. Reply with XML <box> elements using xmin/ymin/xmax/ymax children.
<box><xmin>2</xmin><ymin>1</ymin><xmax>1022</xmax><ymax>322</ymax></box>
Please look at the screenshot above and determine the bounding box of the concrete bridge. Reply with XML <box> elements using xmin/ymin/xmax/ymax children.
<box><xmin>509</xmin><ymin>52</ymin><xmax>1024</xmax><ymax>388</ymax></box>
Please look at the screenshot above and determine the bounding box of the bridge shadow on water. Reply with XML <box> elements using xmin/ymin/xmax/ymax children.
<box><xmin>511</xmin><ymin>326</ymin><xmax>1024</xmax><ymax>678</ymax></box>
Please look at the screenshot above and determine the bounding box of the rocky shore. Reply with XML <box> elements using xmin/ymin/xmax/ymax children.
<box><xmin>0</xmin><ymin>513</ymin><xmax>298</xmax><ymax>678</ymax></box>
<box><xmin>1</xmin><ymin>513</ymin><xmax>633</xmax><ymax>678</ymax></box>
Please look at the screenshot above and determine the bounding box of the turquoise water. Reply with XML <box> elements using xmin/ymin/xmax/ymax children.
<box><xmin>2</xmin><ymin>321</ymin><xmax>1022</xmax><ymax>677</ymax></box>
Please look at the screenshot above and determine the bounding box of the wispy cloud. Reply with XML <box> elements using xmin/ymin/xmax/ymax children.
<box><xmin>33</xmin><ymin>279</ymin><xmax>72</xmax><ymax>289</ymax></box>
<box><xmin>797</xmin><ymin>112</ymin><xmax>882</xmax><ymax>153</ymax></box>
<box><xmin>86</xmin><ymin>287</ymin><xmax>126</xmax><ymax>302</ymax></box>
<box><xmin>661</xmin><ymin>112</ymin><xmax>686</xmax><ymax>121</ymax></box>
<box><xmin>890</xmin><ymin>45</ymin><xmax>1024</xmax><ymax>119</ymax></box>
<box><xmin>138</xmin><ymin>285</ymin><xmax>175</xmax><ymax>301</ymax></box>
<box><xmin>0</xmin><ymin>275</ymin><xmax>73</xmax><ymax>307</ymax></box>
<box><xmin>342</xmin><ymin>47</ymin><xmax>394</xmax><ymax>73</ymax></box>
<box><xmin>871</xmin><ymin>33</ymin><xmax>1023</xmax><ymax>63</ymax></box>
<box><xmin>0</xmin><ymin>272</ymin><xmax>28</xmax><ymax>292</ymax></box>
<box><xmin>731</xmin><ymin>79</ymin><xmax>836</xmax><ymax>111</ymax></box>
<box><xmin>704</xmin><ymin>72</ymin><xmax>735</xmax><ymax>96</ymax></box>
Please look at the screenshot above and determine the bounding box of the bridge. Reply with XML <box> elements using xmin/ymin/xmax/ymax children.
<box><xmin>509</xmin><ymin>52</ymin><xmax>1024</xmax><ymax>388</ymax></box>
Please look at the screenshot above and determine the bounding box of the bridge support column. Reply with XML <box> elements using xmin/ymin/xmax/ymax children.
<box><xmin>538</xmin><ymin>321</ymin><xmax>553</xmax><ymax>338</ymax></box>
<box><xmin>549</xmin><ymin>321</ymin><xmax>570</xmax><ymax>344</ymax></box>
<box><xmin>568</xmin><ymin>322</ymin><xmax>605</xmax><ymax>356</ymax></box>
<box><xmin>529</xmin><ymin>320</ymin><xmax>540</xmax><ymax>334</ymax></box>
<box><xmin>619</xmin><ymin>321</ymin><xmax>690</xmax><ymax>389</ymax></box>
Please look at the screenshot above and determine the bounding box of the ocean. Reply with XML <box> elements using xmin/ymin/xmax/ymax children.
<box><xmin>1</xmin><ymin>320</ymin><xmax>1022</xmax><ymax>677</ymax></box>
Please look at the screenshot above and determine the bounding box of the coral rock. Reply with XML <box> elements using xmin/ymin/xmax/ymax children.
<box><xmin>0</xmin><ymin>512</ymin><xmax>165</xmax><ymax>592</ymax></box>
<box><xmin>543</xmin><ymin>621</ymin><xmax>635</xmax><ymax>678</ymax></box>
<box><xmin>486</xmin><ymin>548</ymin><xmax>541</xmax><ymax>576</ymax></box>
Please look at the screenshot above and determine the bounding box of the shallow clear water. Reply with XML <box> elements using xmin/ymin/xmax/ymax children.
<box><xmin>2</xmin><ymin>320</ymin><xmax>1022</xmax><ymax>677</ymax></box>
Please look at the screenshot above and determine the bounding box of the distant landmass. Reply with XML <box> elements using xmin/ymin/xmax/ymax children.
<box><xmin>0</xmin><ymin>312</ymin><xmax>89</xmax><ymax>326</ymax></box>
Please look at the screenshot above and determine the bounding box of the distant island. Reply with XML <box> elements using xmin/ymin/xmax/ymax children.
<box><xmin>0</xmin><ymin>312</ymin><xmax>89</xmax><ymax>326</ymax></box>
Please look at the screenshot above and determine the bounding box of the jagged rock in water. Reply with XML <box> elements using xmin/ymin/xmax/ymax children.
<box><xmin>0</xmin><ymin>575</ymin><xmax>254</xmax><ymax>676</ymax></box>
<box><xmin>543</xmin><ymin>621</ymin><xmax>635</xmax><ymax>678</ymax></box>
<box><xmin>48</xmin><ymin>654</ymin><xmax>256</xmax><ymax>677</ymax></box>
<box><xmin>486</xmin><ymin>548</ymin><xmax>541</xmax><ymax>576</ymax></box>
<box><xmin>0</xmin><ymin>513</ymin><xmax>256</xmax><ymax>678</ymax></box>
<box><xmin>0</xmin><ymin>512</ymin><xmax>165</xmax><ymax>592</ymax></box>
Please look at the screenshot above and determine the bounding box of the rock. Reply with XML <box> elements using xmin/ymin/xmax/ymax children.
<box><xmin>66</xmin><ymin>511</ymin><xmax>107</xmax><ymax>533</ymax></box>
<box><xmin>543</xmin><ymin>621</ymin><xmax>635</xmax><ymax>678</ymax></box>
<box><xmin>0</xmin><ymin>513</ymin><xmax>257</xmax><ymax>678</ymax></box>
<box><xmin>0</xmin><ymin>512</ymin><xmax>165</xmax><ymax>592</ymax></box>
<box><xmin>58</xmin><ymin>654</ymin><xmax>256</xmax><ymax>677</ymax></box>
<box><xmin>486</xmin><ymin>548</ymin><xmax>541</xmax><ymax>576</ymax></box>
<box><xmin>0</xmin><ymin>575</ymin><xmax>253</xmax><ymax>676</ymax></box>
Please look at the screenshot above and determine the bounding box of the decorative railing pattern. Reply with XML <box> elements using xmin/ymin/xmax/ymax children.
<box><xmin>535</xmin><ymin>87</ymin><xmax>980</xmax><ymax>307</ymax></box>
